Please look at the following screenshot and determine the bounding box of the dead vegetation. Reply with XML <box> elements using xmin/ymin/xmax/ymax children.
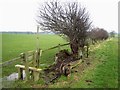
<box><xmin>43</xmin><ymin>49</ymin><xmax>81</xmax><ymax>84</ymax></box>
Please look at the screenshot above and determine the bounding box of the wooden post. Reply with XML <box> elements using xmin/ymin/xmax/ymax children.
<box><xmin>36</xmin><ymin>25</ymin><xmax>39</xmax><ymax>50</ymax></box>
<box><xmin>78</xmin><ymin>48</ymin><xmax>83</xmax><ymax>59</ymax></box>
<box><xmin>86</xmin><ymin>44</ymin><xmax>89</xmax><ymax>58</ymax></box>
<box><xmin>33</xmin><ymin>49</ymin><xmax>42</xmax><ymax>68</ymax></box>
<box><xmin>38</xmin><ymin>49</ymin><xmax>42</xmax><ymax>67</ymax></box>
<box><xmin>54</xmin><ymin>56</ymin><xmax>58</xmax><ymax>64</ymax></box>
<box><xmin>17</xmin><ymin>68</ymin><xmax>23</xmax><ymax>80</ymax></box>
<box><xmin>30</xmin><ymin>70</ymin><xmax>34</xmax><ymax>80</ymax></box>
<box><xmin>33</xmin><ymin>51</ymin><xmax>37</xmax><ymax>67</ymax></box>
<box><xmin>18</xmin><ymin>53</ymin><xmax>24</xmax><ymax>80</ymax></box>
<box><xmin>36</xmin><ymin>26</ymin><xmax>40</xmax><ymax>68</ymax></box>
<box><xmin>33</xmin><ymin>71</ymin><xmax>40</xmax><ymax>81</ymax></box>
<box><xmin>23</xmin><ymin>53</ymin><xmax>30</xmax><ymax>81</ymax></box>
<box><xmin>36</xmin><ymin>49</ymin><xmax>40</xmax><ymax>68</ymax></box>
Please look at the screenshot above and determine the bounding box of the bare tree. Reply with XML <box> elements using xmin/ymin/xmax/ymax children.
<box><xmin>89</xmin><ymin>27</ymin><xmax>109</xmax><ymax>44</ymax></box>
<box><xmin>97</xmin><ymin>28</ymin><xmax>109</xmax><ymax>40</ymax></box>
<box><xmin>37</xmin><ymin>2</ymin><xmax>92</xmax><ymax>57</ymax></box>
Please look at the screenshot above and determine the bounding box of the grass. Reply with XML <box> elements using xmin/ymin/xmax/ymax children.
<box><xmin>48</xmin><ymin>38</ymin><xmax>118</xmax><ymax>88</ymax></box>
<box><xmin>2</xmin><ymin>34</ymin><xmax>68</xmax><ymax>62</ymax></box>
<box><xmin>71</xmin><ymin>38</ymin><xmax>118</xmax><ymax>88</ymax></box>
<box><xmin>2</xmin><ymin>34</ymin><xmax>69</xmax><ymax>77</ymax></box>
<box><xmin>2</xmin><ymin>34</ymin><xmax>118</xmax><ymax>88</ymax></box>
<box><xmin>91</xmin><ymin>38</ymin><xmax>118</xmax><ymax>88</ymax></box>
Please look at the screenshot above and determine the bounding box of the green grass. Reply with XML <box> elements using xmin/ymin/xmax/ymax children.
<box><xmin>48</xmin><ymin>38</ymin><xmax>118</xmax><ymax>88</ymax></box>
<box><xmin>2</xmin><ymin>34</ymin><xmax>68</xmax><ymax>62</ymax></box>
<box><xmin>70</xmin><ymin>38</ymin><xmax>118</xmax><ymax>88</ymax></box>
<box><xmin>2</xmin><ymin>34</ymin><xmax>69</xmax><ymax>77</ymax></box>
<box><xmin>91</xmin><ymin>38</ymin><xmax>118</xmax><ymax>88</ymax></box>
<box><xmin>2</xmin><ymin>34</ymin><xmax>118</xmax><ymax>88</ymax></box>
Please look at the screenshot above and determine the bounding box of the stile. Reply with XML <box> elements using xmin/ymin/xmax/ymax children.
<box><xmin>15</xmin><ymin>64</ymin><xmax>42</xmax><ymax>81</ymax></box>
<box><xmin>16</xmin><ymin>48</ymin><xmax>42</xmax><ymax>81</ymax></box>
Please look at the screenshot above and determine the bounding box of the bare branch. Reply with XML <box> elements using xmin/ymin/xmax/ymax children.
<box><xmin>37</xmin><ymin>2</ymin><xmax>92</xmax><ymax>55</ymax></box>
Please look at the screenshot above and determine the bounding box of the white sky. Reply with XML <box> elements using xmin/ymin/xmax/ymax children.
<box><xmin>0</xmin><ymin>0</ymin><xmax>119</xmax><ymax>33</ymax></box>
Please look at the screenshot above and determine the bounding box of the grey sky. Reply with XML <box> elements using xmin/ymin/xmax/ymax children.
<box><xmin>0</xmin><ymin>0</ymin><xmax>118</xmax><ymax>33</ymax></box>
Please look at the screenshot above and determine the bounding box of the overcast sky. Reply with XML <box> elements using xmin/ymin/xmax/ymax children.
<box><xmin>0</xmin><ymin>0</ymin><xmax>119</xmax><ymax>33</ymax></box>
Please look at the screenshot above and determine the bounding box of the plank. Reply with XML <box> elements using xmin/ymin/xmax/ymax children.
<box><xmin>43</xmin><ymin>43</ymin><xmax>70</xmax><ymax>52</ymax></box>
<box><xmin>15</xmin><ymin>65</ymin><xmax>42</xmax><ymax>72</ymax></box>
<box><xmin>1</xmin><ymin>57</ymin><xmax>21</xmax><ymax>67</ymax></box>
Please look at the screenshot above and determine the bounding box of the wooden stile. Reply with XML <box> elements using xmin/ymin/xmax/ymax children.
<box><xmin>15</xmin><ymin>64</ymin><xmax>42</xmax><ymax>81</ymax></box>
<box><xmin>15</xmin><ymin>48</ymin><xmax>42</xmax><ymax>81</ymax></box>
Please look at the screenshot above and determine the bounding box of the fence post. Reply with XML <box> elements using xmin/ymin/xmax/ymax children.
<box><xmin>33</xmin><ymin>71</ymin><xmax>40</xmax><ymax>81</ymax></box>
<box><xmin>33</xmin><ymin>51</ymin><xmax>37</xmax><ymax>67</ymax></box>
<box><xmin>17</xmin><ymin>67</ymin><xmax>23</xmax><ymax>80</ymax></box>
<box><xmin>39</xmin><ymin>49</ymin><xmax>42</xmax><ymax>67</ymax></box>
<box><xmin>23</xmin><ymin>53</ymin><xmax>30</xmax><ymax>81</ymax></box>
<box><xmin>36</xmin><ymin>49</ymin><xmax>40</xmax><ymax>68</ymax></box>
<box><xmin>78</xmin><ymin>47</ymin><xmax>83</xmax><ymax>59</ymax></box>
<box><xmin>86</xmin><ymin>44</ymin><xmax>89</xmax><ymax>58</ymax></box>
<box><xmin>33</xmin><ymin>49</ymin><xmax>42</xmax><ymax>68</ymax></box>
<box><xmin>36</xmin><ymin>25</ymin><xmax>39</xmax><ymax>50</ymax></box>
<box><xmin>17</xmin><ymin>53</ymin><xmax>24</xmax><ymax>80</ymax></box>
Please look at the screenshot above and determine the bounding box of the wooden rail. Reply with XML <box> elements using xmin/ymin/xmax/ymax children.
<box><xmin>0</xmin><ymin>57</ymin><xmax>21</xmax><ymax>67</ymax></box>
<box><xmin>43</xmin><ymin>43</ymin><xmax>70</xmax><ymax>52</ymax></box>
<box><xmin>1</xmin><ymin>43</ymin><xmax>70</xmax><ymax>67</ymax></box>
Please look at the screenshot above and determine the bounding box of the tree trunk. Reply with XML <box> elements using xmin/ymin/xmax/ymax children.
<box><xmin>70</xmin><ymin>41</ymin><xmax>79</xmax><ymax>56</ymax></box>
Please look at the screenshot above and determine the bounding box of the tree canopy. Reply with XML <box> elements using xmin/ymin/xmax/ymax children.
<box><xmin>37</xmin><ymin>2</ymin><xmax>92</xmax><ymax>55</ymax></box>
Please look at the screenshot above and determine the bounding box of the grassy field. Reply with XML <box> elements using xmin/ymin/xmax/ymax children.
<box><xmin>2</xmin><ymin>34</ymin><xmax>118</xmax><ymax>88</ymax></box>
<box><xmin>2</xmin><ymin>34</ymin><xmax>68</xmax><ymax>62</ymax></box>
<box><xmin>2</xmin><ymin>34</ymin><xmax>70</xmax><ymax>77</ymax></box>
